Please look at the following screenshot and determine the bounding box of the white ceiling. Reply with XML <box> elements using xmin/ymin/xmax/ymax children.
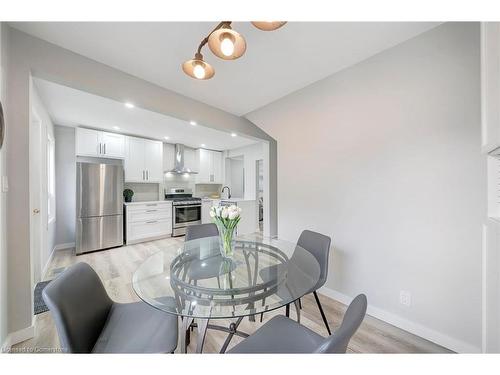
<box><xmin>33</xmin><ymin>78</ymin><xmax>258</xmax><ymax>151</ymax></box>
<box><xmin>13</xmin><ymin>22</ymin><xmax>440</xmax><ymax>115</ymax></box>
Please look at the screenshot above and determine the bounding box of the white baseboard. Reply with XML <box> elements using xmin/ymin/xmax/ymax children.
<box><xmin>319</xmin><ymin>286</ymin><xmax>481</xmax><ymax>354</ymax></box>
<box><xmin>1</xmin><ymin>326</ymin><xmax>35</xmax><ymax>351</ymax></box>
<box><xmin>53</xmin><ymin>242</ymin><xmax>75</xmax><ymax>251</ymax></box>
<box><xmin>42</xmin><ymin>242</ymin><xmax>75</xmax><ymax>279</ymax></box>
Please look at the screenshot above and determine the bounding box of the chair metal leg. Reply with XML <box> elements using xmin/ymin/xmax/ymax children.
<box><xmin>294</xmin><ymin>299</ymin><xmax>301</xmax><ymax>324</ymax></box>
<box><xmin>298</xmin><ymin>298</ymin><xmax>302</xmax><ymax>310</ymax></box>
<box><xmin>313</xmin><ymin>291</ymin><xmax>331</xmax><ymax>335</ymax></box>
<box><xmin>285</xmin><ymin>303</ymin><xmax>290</xmax><ymax>317</ymax></box>
<box><xmin>260</xmin><ymin>312</ymin><xmax>264</xmax><ymax>322</ymax></box>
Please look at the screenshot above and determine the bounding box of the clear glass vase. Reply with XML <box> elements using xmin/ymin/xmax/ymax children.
<box><xmin>217</xmin><ymin>224</ymin><xmax>235</xmax><ymax>259</ymax></box>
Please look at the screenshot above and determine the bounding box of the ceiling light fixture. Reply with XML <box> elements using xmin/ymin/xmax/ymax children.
<box><xmin>231</xmin><ymin>133</ymin><xmax>237</xmax><ymax>137</ymax></box>
<box><xmin>251</xmin><ymin>21</ymin><xmax>287</xmax><ymax>31</ymax></box>
<box><xmin>190</xmin><ymin>121</ymin><xmax>197</xmax><ymax>126</ymax></box>
<box><xmin>124</xmin><ymin>102</ymin><xmax>135</xmax><ymax>108</ymax></box>
<box><xmin>182</xmin><ymin>21</ymin><xmax>286</xmax><ymax>80</ymax></box>
<box><xmin>164</xmin><ymin>136</ymin><xmax>170</xmax><ymax>140</ymax></box>
<box><xmin>208</xmin><ymin>23</ymin><xmax>246</xmax><ymax>60</ymax></box>
<box><xmin>201</xmin><ymin>143</ymin><xmax>206</xmax><ymax>148</ymax></box>
<box><xmin>182</xmin><ymin>52</ymin><xmax>215</xmax><ymax>80</ymax></box>
<box><xmin>113</xmin><ymin>126</ymin><xmax>120</xmax><ymax>130</ymax></box>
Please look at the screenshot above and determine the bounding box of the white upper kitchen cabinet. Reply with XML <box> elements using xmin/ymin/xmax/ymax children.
<box><xmin>184</xmin><ymin>147</ymin><xmax>198</xmax><ymax>173</ymax></box>
<box><xmin>100</xmin><ymin>132</ymin><xmax>126</xmax><ymax>158</ymax></box>
<box><xmin>144</xmin><ymin>139</ymin><xmax>163</xmax><ymax>182</ymax></box>
<box><xmin>196</xmin><ymin>148</ymin><xmax>222</xmax><ymax>184</ymax></box>
<box><xmin>125</xmin><ymin>136</ymin><xmax>163</xmax><ymax>183</ymax></box>
<box><xmin>482</xmin><ymin>23</ymin><xmax>500</xmax><ymax>154</ymax></box>
<box><xmin>76</xmin><ymin>128</ymin><xmax>126</xmax><ymax>159</ymax></box>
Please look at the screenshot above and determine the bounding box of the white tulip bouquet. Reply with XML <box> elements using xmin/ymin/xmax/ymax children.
<box><xmin>210</xmin><ymin>205</ymin><xmax>242</xmax><ymax>258</ymax></box>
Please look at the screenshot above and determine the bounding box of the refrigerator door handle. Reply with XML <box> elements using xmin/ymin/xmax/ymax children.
<box><xmin>146</xmin><ymin>170</ymin><xmax>149</xmax><ymax>180</ymax></box>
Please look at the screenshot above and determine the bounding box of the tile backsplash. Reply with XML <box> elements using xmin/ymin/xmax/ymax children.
<box><xmin>124</xmin><ymin>183</ymin><xmax>160</xmax><ymax>202</ymax></box>
<box><xmin>164</xmin><ymin>173</ymin><xmax>195</xmax><ymax>193</ymax></box>
<box><xmin>195</xmin><ymin>183</ymin><xmax>222</xmax><ymax>198</ymax></box>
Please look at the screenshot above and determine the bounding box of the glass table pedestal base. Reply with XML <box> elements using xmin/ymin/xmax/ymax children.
<box><xmin>180</xmin><ymin>316</ymin><xmax>250</xmax><ymax>353</ymax></box>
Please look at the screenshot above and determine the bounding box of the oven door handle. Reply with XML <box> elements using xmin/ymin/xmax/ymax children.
<box><xmin>174</xmin><ymin>205</ymin><xmax>202</xmax><ymax>209</ymax></box>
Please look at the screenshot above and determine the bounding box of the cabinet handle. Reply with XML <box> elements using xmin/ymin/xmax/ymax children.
<box><xmin>146</xmin><ymin>204</ymin><xmax>157</xmax><ymax>207</ymax></box>
<box><xmin>147</xmin><ymin>170</ymin><xmax>149</xmax><ymax>180</ymax></box>
<box><xmin>99</xmin><ymin>143</ymin><xmax>102</xmax><ymax>154</ymax></box>
<box><xmin>142</xmin><ymin>170</ymin><xmax>145</xmax><ymax>180</ymax></box>
<box><xmin>146</xmin><ymin>209</ymin><xmax>158</xmax><ymax>212</ymax></box>
<box><xmin>103</xmin><ymin>143</ymin><xmax>106</xmax><ymax>154</ymax></box>
<box><xmin>146</xmin><ymin>220</ymin><xmax>158</xmax><ymax>224</ymax></box>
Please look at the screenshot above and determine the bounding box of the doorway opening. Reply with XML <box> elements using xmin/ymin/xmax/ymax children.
<box><xmin>225</xmin><ymin>155</ymin><xmax>244</xmax><ymax>199</ymax></box>
<box><xmin>29</xmin><ymin>109</ymin><xmax>44</xmax><ymax>302</ymax></box>
<box><xmin>256</xmin><ymin>159</ymin><xmax>264</xmax><ymax>233</ymax></box>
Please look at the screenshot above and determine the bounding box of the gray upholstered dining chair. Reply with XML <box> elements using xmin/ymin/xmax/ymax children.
<box><xmin>228</xmin><ymin>294</ymin><xmax>367</xmax><ymax>354</ymax></box>
<box><xmin>42</xmin><ymin>262</ymin><xmax>178</xmax><ymax>353</ymax></box>
<box><xmin>260</xmin><ymin>230</ymin><xmax>333</xmax><ymax>334</ymax></box>
<box><xmin>185</xmin><ymin>223</ymin><xmax>219</xmax><ymax>241</ymax></box>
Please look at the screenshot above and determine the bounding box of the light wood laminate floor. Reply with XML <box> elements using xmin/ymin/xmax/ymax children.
<box><xmin>14</xmin><ymin>236</ymin><xmax>452</xmax><ymax>353</ymax></box>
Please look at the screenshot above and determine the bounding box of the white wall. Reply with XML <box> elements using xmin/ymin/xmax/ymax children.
<box><xmin>226</xmin><ymin>143</ymin><xmax>264</xmax><ymax>200</ymax></box>
<box><xmin>226</xmin><ymin>158</ymin><xmax>244</xmax><ymax>198</ymax></box>
<box><xmin>31</xmin><ymin>84</ymin><xmax>56</xmax><ymax>274</ymax></box>
<box><xmin>247</xmin><ymin>23</ymin><xmax>485</xmax><ymax>352</ymax></box>
<box><xmin>54</xmin><ymin>125</ymin><xmax>75</xmax><ymax>246</ymax></box>
<box><xmin>0</xmin><ymin>22</ymin><xmax>9</xmax><ymax>348</ymax></box>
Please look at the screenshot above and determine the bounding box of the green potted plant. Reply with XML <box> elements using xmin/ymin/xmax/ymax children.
<box><xmin>123</xmin><ymin>188</ymin><xmax>134</xmax><ymax>203</ymax></box>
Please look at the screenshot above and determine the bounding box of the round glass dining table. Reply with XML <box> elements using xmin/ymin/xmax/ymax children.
<box><xmin>132</xmin><ymin>234</ymin><xmax>321</xmax><ymax>353</ymax></box>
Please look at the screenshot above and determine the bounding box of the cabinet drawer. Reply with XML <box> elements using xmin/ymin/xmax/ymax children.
<box><xmin>127</xmin><ymin>208</ymin><xmax>171</xmax><ymax>223</ymax></box>
<box><xmin>126</xmin><ymin>202</ymin><xmax>172</xmax><ymax>211</ymax></box>
<box><xmin>127</xmin><ymin>219</ymin><xmax>172</xmax><ymax>241</ymax></box>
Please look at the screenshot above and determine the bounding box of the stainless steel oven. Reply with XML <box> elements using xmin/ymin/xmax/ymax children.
<box><xmin>172</xmin><ymin>203</ymin><xmax>202</xmax><ymax>236</ymax></box>
<box><xmin>166</xmin><ymin>188</ymin><xmax>202</xmax><ymax>236</ymax></box>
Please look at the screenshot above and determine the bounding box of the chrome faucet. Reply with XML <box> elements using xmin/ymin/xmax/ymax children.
<box><xmin>221</xmin><ymin>186</ymin><xmax>231</xmax><ymax>199</ymax></box>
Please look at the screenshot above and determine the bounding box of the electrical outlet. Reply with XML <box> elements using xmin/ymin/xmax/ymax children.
<box><xmin>400</xmin><ymin>290</ymin><xmax>411</xmax><ymax>307</ymax></box>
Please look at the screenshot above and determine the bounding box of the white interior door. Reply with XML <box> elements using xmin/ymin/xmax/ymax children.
<box><xmin>30</xmin><ymin>112</ymin><xmax>43</xmax><ymax>287</ymax></box>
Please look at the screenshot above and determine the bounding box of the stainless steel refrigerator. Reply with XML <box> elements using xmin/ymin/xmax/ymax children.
<box><xmin>76</xmin><ymin>162</ymin><xmax>124</xmax><ymax>254</ymax></box>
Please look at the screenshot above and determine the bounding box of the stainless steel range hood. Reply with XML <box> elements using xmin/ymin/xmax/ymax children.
<box><xmin>166</xmin><ymin>144</ymin><xmax>198</xmax><ymax>174</ymax></box>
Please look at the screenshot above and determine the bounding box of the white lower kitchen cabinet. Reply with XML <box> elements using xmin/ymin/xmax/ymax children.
<box><xmin>125</xmin><ymin>201</ymin><xmax>172</xmax><ymax>244</ymax></box>
<box><xmin>201</xmin><ymin>199</ymin><xmax>213</xmax><ymax>224</ymax></box>
<box><xmin>220</xmin><ymin>199</ymin><xmax>258</xmax><ymax>235</ymax></box>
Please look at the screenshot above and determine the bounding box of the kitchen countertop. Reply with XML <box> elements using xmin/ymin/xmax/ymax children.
<box><xmin>220</xmin><ymin>198</ymin><xmax>256</xmax><ymax>202</ymax></box>
<box><xmin>123</xmin><ymin>200</ymin><xmax>172</xmax><ymax>206</ymax></box>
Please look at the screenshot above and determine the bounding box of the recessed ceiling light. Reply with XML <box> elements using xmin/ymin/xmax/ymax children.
<box><xmin>190</xmin><ymin>121</ymin><xmax>197</xmax><ymax>126</ymax></box>
<box><xmin>231</xmin><ymin>133</ymin><xmax>237</xmax><ymax>137</ymax></box>
<box><xmin>164</xmin><ymin>136</ymin><xmax>170</xmax><ymax>140</ymax></box>
<box><xmin>201</xmin><ymin>144</ymin><xmax>206</xmax><ymax>148</ymax></box>
<box><xmin>124</xmin><ymin>102</ymin><xmax>135</xmax><ymax>109</ymax></box>
<box><xmin>113</xmin><ymin>126</ymin><xmax>120</xmax><ymax>130</ymax></box>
